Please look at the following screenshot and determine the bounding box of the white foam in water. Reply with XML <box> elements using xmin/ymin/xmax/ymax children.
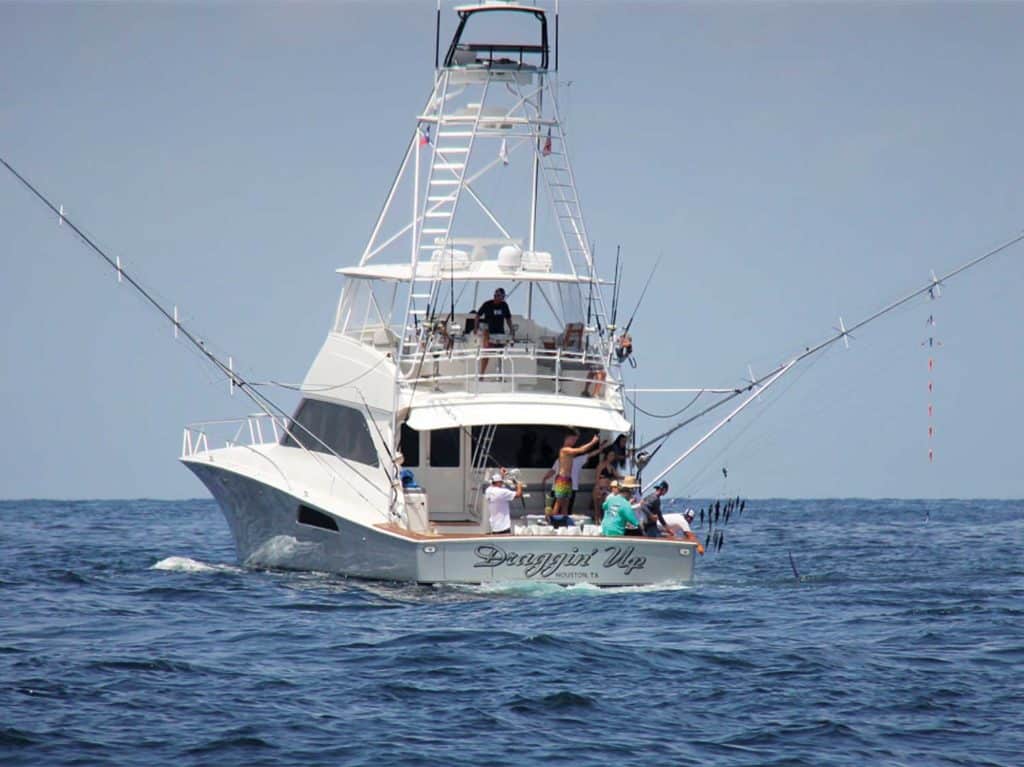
<box><xmin>449</xmin><ymin>579</ymin><xmax>691</xmax><ymax>598</ymax></box>
<box><xmin>151</xmin><ymin>556</ymin><xmax>241</xmax><ymax>574</ymax></box>
<box><xmin>244</xmin><ymin>535</ymin><xmax>320</xmax><ymax>568</ymax></box>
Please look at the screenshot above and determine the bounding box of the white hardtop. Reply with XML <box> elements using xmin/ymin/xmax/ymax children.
<box><xmin>454</xmin><ymin>3</ymin><xmax>545</xmax><ymax>13</ymax></box>
<box><xmin>403</xmin><ymin>392</ymin><xmax>630</xmax><ymax>432</ymax></box>
<box><xmin>338</xmin><ymin>260</ymin><xmax>606</xmax><ymax>285</ymax></box>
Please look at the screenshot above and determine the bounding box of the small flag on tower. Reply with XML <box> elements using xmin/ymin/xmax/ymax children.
<box><xmin>420</xmin><ymin>126</ymin><xmax>431</xmax><ymax>147</ymax></box>
<box><xmin>542</xmin><ymin>128</ymin><xmax>552</xmax><ymax>156</ymax></box>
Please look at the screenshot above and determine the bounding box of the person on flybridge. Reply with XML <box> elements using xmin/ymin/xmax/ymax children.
<box><xmin>485</xmin><ymin>469</ymin><xmax>523</xmax><ymax>535</ymax></box>
<box><xmin>475</xmin><ymin>287</ymin><xmax>514</xmax><ymax>377</ymax></box>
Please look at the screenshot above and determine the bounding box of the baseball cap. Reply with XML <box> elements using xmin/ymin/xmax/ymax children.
<box><xmin>491</xmin><ymin>473</ymin><xmax>503</xmax><ymax>483</ymax></box>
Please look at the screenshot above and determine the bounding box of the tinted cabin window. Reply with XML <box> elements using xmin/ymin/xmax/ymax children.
<box><xmin>429</xmin><ymin>428</ymin><xmax>460</xmax><ymax>467</ymax></box>
<box><xmin>400</xmin><ymin>424</ymin><xmax>420</xmax><ymax>467</ymax></box>
<box><xmin>297</xmin><ymin>505</ymin><xmax>338</xmax><ymax>532</ymax></box>
<box><xmin>280</xmin><ymin>398</ymin><xmax>379</xmax><ymax>467</ymax></box>
<box><xmin>471</xmin><ymin>425</ymin><xmax>585</xmax><ymax>469</ymax></box>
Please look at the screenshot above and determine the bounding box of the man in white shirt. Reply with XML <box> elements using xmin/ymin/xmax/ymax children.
<box><xmin>661</xmin><ymin>508</ymin><xmax>705</xmax><ymax>554</ymax></box>
<box><xmin>485</xmin><ymin>470</ymin><xmax>523</xmax><ymax>534</ymax></box>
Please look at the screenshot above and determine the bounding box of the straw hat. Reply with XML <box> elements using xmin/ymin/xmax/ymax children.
<box><xmin>620</xmin><ymin>475</ymin><xmax>640</xmax><ymax>489</ymax></box>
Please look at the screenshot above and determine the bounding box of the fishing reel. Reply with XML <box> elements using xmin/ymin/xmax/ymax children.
<box><xmin>615</xmin><ymin>333</ymin><xmax>636</xmax><ymax>367</ymax></box>
<box><xmin>482</xmin><ymin>467</ymin><xmax>523</xmax><ymax>493</ymax></box>
<box><xmin>501</xmin><ymin>468</ymin><xmax>522</xmax><ymax>490</ymax></box>
<box><xmin>633</xmin><ymin>450</ymin><xmax>651</xmax><ymax>470</ymax></box>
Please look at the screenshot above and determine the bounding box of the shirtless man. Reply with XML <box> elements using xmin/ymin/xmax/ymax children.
<box><xmin>549</xmin><ymin>430</ymin><xmax>599</xmax><ymax>521</ymax></box>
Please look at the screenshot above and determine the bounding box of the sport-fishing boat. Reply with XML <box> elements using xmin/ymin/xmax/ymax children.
<box><xmin>5</xmin><ymin>2</ymin><xmax>1015</xmax><ymax>587</ymax></box>
<box><xmin>179</xmin><ymin>1</ymin><xmax>699</xmax><ymax>585</ymax></box>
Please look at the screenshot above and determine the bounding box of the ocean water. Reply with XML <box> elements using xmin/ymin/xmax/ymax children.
<box><xmin>1</xmin><ymin>498</ymin><xmax>1020</xmax><ymax>767</ymax></box>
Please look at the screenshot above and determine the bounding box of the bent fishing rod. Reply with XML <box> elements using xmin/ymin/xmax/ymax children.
<box><xmin>1</xmin><ymin>156</ymin><xmax>391</xmax><ymax>501</ymax></box>
<box><xmin>636</xmin><ymin>228</ymin><xmax>1024</xmax><ymax>482</ymax></box>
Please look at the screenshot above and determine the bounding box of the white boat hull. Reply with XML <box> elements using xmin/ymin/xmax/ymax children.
<box><xmin>186</xmin><ymin>461</ymin><xmax>696</xmax><ymax>586</ymax></box>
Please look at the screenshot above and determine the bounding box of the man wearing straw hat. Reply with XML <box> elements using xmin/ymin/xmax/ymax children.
<box><xmin>600</xmin><ymin>477</ymin><xmax>642</xmax><ymax>536</ymax></box>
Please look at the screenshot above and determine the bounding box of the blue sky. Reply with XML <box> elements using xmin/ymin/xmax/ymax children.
<box><xmin>2</xmin><ymin>1</ymin><xmax>1023</xmax><ymax>499</ymax></box>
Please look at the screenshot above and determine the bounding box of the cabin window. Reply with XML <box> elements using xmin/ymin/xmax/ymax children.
<box><xmin>429</xmin><ymin>428</ymin><xmax>461</xmax><ymax>467</ymax></box>
<box><xmin>297</xmin><ymin>504</ymin><xmax>339</xmax><ymax>532</ymax></box>
<box><xmin>471</xmin><ymin>425</ymin><xmax>596</xmax><ymax>469</ymax></box>
<box><xmin>280</xmin><ymin>398</ymin><xmax>379</xmax><ymax>467</ymax></box>
<box><xmin>400</xmin><ymin>423</ymin><xmax>420</xmax><ymax>467</ymax></box>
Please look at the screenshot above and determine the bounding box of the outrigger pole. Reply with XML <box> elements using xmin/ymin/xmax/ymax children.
<box><xmin>1</xmin><ymin>156</ymin><xmax>391</xmax><ymax>505</ymax></box>
<box><xmin>640</xmin><ymin>229</ymin><xmax>1024</xmax><ymax>486</ymax></box>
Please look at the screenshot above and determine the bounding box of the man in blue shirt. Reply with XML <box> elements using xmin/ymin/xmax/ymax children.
<box><xmin>601</xmin><ymin>478</ymin><xmax>641</xmax><ymax>536</ymax></box>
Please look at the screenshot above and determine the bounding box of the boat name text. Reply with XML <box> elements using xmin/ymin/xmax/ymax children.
<box><xmin>473</xmin><ymin>545</ymin><xmax>647</xmax><ymax>577</ymax></box>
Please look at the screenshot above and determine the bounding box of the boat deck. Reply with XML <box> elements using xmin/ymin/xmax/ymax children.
<box><xmin>375</xmin><ymin>523</ymin><xmax>688</xmax><ymax>544</ymax></box>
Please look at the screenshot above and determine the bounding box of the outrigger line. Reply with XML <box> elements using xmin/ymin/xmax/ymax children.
<box><xmin>638</xmin><ymin>230</ymin><xmax>1024</xmax><ymax>487</ymax></box>
<box><xmin>1</xmin><ymin>157</ymin><xmax>247</xmax><ymax>395</ymax></box>
<box><xmin>923</xmin><ymin>280</ymin><xmax>942</xmax><ymax>463</ymax></box>
<box><xmin>1</xmin><ymin>156</ymin><xmax>392</xmax><ymax>507</ymax></box>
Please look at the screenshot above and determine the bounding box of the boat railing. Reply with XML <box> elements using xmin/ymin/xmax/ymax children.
<box><xmin>398</xmin><ymin>343</ymin><xmax>621</xmax><ymax>399</ymax></box>
<box><xmin>181</xmin><ymin>414</ymin><xmax>288</xmax><ymax>458</ymax></box>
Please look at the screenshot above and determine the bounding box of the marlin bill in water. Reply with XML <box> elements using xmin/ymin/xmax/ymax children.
<box><xmin>789</xmin><ymin>550</ymin><xmax>801</xmax><ymax>581</ymax></box>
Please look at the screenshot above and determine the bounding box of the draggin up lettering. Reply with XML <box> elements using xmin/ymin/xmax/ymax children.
<box><xmin>473</xmin><ymin>544</ymin><xmax>647</xmax><ymax>578</ymax></box>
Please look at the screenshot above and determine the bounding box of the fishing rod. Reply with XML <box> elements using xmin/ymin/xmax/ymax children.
<box><xmin>586</xmin><ymin>241</ymin><xmax>596</xmax><ymax>330</ymax></box>
<box><xmin>609</xmin><ymin>244</ymin><xmax>622</xmax><ymax>326</ymax></box>
<box><xmin>637</xmin><ymin>229</ymin><xmax>1024</xmax><ymax>475</ymax></box>
<box><xmin>620</xmin><ymin>251</ymin><xmax>662</xmax><ymax>336</ymax></box>
<box><xmin>1</xmin><ymin>156</ymin><xmax>392</xmax><ymax>502</ymax></box>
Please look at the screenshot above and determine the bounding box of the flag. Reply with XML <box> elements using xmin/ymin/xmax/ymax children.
<box><xmin>542</xmin><ymin>128</ymin><xmax>552</xmax><ymax>156</ymax></box>
<box><xmin>499</xmin><ymin>137</ymin><xmax>509</xmax><ymax>166</ymax></box>
<box><xmin>420</xmin><ymin>126</ymin><xmax>430</xmax><ymax>147</ymax></box>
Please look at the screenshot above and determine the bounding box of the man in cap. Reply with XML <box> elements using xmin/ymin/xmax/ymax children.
<box><xmin>485</xmin><ymin>468</ymin><xmax>523</xmax><ymax>535</ymax></box>
<box><xmin>661</xmin><ymin>507</ymin><xmax>705</xmax><ymax>554</ymax></box>
<box><xmin>639</xmin><ymin>480</ymin><xmax>671</xmax><ymax>537</ymax></box>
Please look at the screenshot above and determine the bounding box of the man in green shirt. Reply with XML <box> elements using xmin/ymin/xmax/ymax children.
<box><xmin>600</xmin><ymin>477</ymin><xmax>641</xmax><ymax>536</ymax></box>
